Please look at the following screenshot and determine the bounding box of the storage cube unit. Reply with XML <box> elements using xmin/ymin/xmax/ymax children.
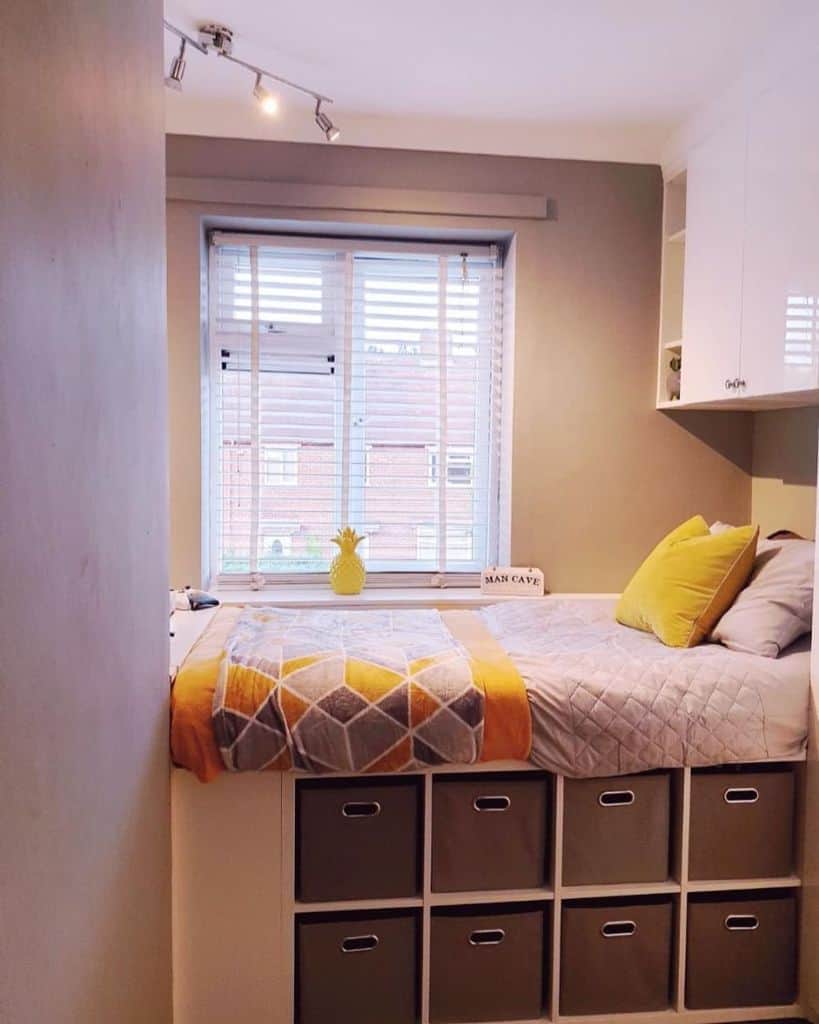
<box><xmin>688</xmin><ymin>765</ymin><xmax>796</xmax><ymax>880</ymax></box>
<box><xmin>283</xmin><ymin>763</ymin><xmax>803</xmax><ymax>1024</ymax></box>
<box><xmin>560</xmin><ymin>897</ymin><xmax>674</xmax><ymax>1015</ymax></box>
<box><xmin>296</xmin><ymin>910</ymin><xmax>419</xmax><ymax>1024</ymax></box>
<box><xmin>431</xmin><ymin>772</ymin><xmax>550</xmax><ymax>892</ymax></box>
<box><xmin>429</xmin><ymin>904</ymin><xmax>547</xmax><ymax>1023</ymax></box>
<box><xmin>297</xmin><ymin>777</ymin><xmax>422</xmax><ymax>901</ymax></box>
<box><xmin>562</xmin><ymin>770</ymin><xmax>671</xmax><ymax>885</ymax></box>
<box><xmin>686</xmin><ymin>891</ymin><xmax>798</xmax><ymax>1009</ymax></box>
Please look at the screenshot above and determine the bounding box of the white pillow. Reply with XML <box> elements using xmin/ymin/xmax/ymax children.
<box><xmin>711</xmin><ymin>538</ymin><xmax>814</xmax><ymax>657</ymax></box>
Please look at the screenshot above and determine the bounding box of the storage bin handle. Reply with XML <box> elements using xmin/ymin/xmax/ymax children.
<box><xmin>724</xmin><ymin>914</ymin><xmax>759</xmax><ymax>931</ymax></box>
<box><xmin>598</xmin><ymin>789</ymin><xmax>635</xmax><ymax>807</ymax></box>
<box><xmin>341</xmin><ymin>801</ymin><xmax>381</xmax><ymax>818</ymax></box>
<box><xmin>601</xmin><ymin>920</ymin><xmax>637</xmax><ymax>938</ymax></box>
<box><xmin>723</xmin><ymin>787</ymin><xmax>759</xmax><ymax>804</ymax></box>
<box><xmin>473</xmin><ymin>795</ymin><xmax>511</xmax><ymax>812</ymax></box>
<box><xmin>469</xmin><ymin>928</ymin><xmax>506</xmax><ymax>946</ymax></box>
<box><xmin>341</xmin><ymin>934</ymin><xmax>379</xmax><ymax>953</ymax></box>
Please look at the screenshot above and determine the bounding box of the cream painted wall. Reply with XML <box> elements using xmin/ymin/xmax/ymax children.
<box><xmin>751</xmin><ymin>408</ymin><xmax>818</xmax><ymax>539</ymax></box>
<box><xmin>167</xmin><ymin>135</ymin><xmax>755</xmax><ymax>592</ymax></box>
<box><xmin>0</xmin><ymin>4</ymin><xmax>171</xmax><ymax>1023</ymax></box>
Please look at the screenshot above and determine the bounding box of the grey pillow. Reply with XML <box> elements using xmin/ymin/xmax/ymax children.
<box><xmin>711</xmin><ymin>538</ymin><xmax>814</xmax><ymax>657</ymax></box>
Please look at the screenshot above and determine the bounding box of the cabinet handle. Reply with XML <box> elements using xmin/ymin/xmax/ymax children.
<box><xmin>725</xmin><ymin>915</ymin><xmax>759</xmax><ymax>932</ymax></box>
<box><xmin>598</xmin><ymin>789</ymin><xmax>635</xmax><ymax>807</ymax></box>
<box><xmin>723</xmin><ymin>787</ymin><xmax>759</xmax><ymax>804</ymax></box>
<box><xmin>473</xmin><ymin>795</ymin><xmax>511</xmax><ymax>812</ymax></box>
<box><xmin>469</xmin><ymin>928</ymin><xmax>506</xmax><ymax>946</ymax></box>
<box><xmin>341</xmin><ymin>934</ymin><xmax>379</xmax><ymax>953</ymax></box>
<box><xmin>342</xmin><ymin>801</ymin><xmax>381</xmax><ymax>818</ymax></box>
<box><xmin>601</xmin><ymin>920</ymin><xmax>637</xmax><ymax>938</ymax></box>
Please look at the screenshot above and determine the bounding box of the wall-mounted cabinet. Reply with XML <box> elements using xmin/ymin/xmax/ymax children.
<box><xmin>657</xmin><ymin>62</ymin><xmax>819</xmax><ymax>410</ymax></box>
<box><xmin>741</xmin><ymin>63</ymin><xmax>819</xmax><ymax>399</ymax></box>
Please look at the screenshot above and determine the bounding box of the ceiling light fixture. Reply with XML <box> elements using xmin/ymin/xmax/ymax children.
<box><xmin>162</xmin><ymin>19</ymin><xmax>340</xmax><ymax>141</ymax></box>
<box><xmin>314</xmin><ymin>100</ymin><xmax>341</xmax><ymax>142</ymax></box>
<box><xmin>253</xmin><ymin>73</ymin><xmax>279</xmax><ymax>116</ymax></box>
<box><xmin>165</xmin><ymin>37</ymin><xmax>187</xmax><ymax>91</ymax></box>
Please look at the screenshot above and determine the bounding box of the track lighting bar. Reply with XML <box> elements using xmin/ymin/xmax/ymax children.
<box><xmin>163</xmin><ymin>19</ymin><xmax>340</xmax><ymax>141</ymax></box>
<box><xmin>219</xmin><ymin>50</ymin><xmax>333</xmax><ymax>106</ymax></box>
<box><xmin>163</xmin><ymin>20</ymin><xmax>208</xmax><ymax>55</ymax></box>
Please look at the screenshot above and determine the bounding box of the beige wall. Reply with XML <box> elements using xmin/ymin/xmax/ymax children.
<box><xmin>167</xmin><ymin>135</ymin><xmax>757</xmax><ymax>592</ymax></box>
<box><xmin>751</xmin><ymin>408</ymin><xmax>818</xmax><ymax>539</ymax></box>
<box><xmin>0</xmin><ymin>4</ymin><xmax>171</xmax><ymax>1023</ymax></box>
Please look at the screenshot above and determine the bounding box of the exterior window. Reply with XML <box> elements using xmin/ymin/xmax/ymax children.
<box><xmin>209</xmin><ymin>234</ymin><xmax>505</xmax><ymax>584</ymax></box>
<box><xmin>261</xmin><ymin>446</ymin><xmax>298</xmax><ymax>487</ymax></box>
<box><xmin>429</xmin><ymin>447</ymin><xmax>475</xmax><ymax>487</ymax></box>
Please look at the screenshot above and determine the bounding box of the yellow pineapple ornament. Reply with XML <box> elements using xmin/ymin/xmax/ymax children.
<box><xmin>329</xmin><ymin>527</ymin><xmax>367</xmax><ymax>595</ymax></box>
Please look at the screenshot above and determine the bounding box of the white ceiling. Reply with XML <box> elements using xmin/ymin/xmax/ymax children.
<box><xmin>164</xmin><ymin>0</ymin><xmax>807</xmax><ymax>164</ymax></box>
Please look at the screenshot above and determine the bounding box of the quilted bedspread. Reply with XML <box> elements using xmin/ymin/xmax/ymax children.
<box><xmin>480</xmin><ymin>598</ymin><xmax>810</xmax><ymax>777</ymax></box>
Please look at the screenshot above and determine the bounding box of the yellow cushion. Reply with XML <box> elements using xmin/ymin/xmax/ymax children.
<box><xmin>616</xmin><ymin>515</ymin><xmax>759</xmax><ymax>648</ymax></box>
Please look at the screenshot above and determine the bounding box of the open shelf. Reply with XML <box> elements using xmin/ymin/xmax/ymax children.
<box><xmin>561</xmin><ymin>879</ymin><xmax>680</xmax><ymax>900</ymax></box>
<box><xmin>430</xmin><ymin>886</ymin><xmax>554</xmax><ymax>906</ymax></box>
<box><xmin>687</xmin><ymin>875</ymin><xmax>801</xmax><ymax>894</ymax></box>
<box><xmin>294</xmin><ymin>895</ymin><xmax>424</xmax><ymax>913</ymax></box>
<box><xmin>657</xmin><ymin>169</ymin><xmax>687</xmax><ymax>406</ymax></box>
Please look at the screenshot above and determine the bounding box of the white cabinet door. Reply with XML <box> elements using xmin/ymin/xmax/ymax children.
<box><xmin>681</xmin><ymin>115</ymin><xmax>746</xmax><ymax>403</ymax></box>
<box><xmin>740</xmin><ymin>64</ymin><xmax>819</xmax><ymax>397</ymax></box>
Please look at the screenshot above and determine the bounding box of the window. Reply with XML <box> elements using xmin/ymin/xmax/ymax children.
<box><xmin>261</xmin><ymin>445</ymin><xmax>298</xmax><ymax>487</ymax></box>
<box><xmin>429</xmin><ymin>446</ymin><xmax>475</xmax><ymax>488</ymax></box>
<box><xmin>208</xmin><ymin>233</ymin><xmax>505</xmax><ymax>585</ymax></box>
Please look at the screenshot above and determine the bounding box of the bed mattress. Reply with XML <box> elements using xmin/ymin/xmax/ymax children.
<box><xmin>480</xmin><ymin>598</ymin><xmax>810</xmax><ymax>777</ymax></box>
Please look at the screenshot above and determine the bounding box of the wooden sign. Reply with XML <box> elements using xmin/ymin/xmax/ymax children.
<box><xmin>480</xmin><ymin>566</ymin><xmax>545</xmax><ymax>597</ymax></box>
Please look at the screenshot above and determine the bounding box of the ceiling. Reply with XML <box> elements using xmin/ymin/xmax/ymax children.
<box><xmin>164</xmin><ymin>0</ymin><xmax>805</xmax><ymax>164</ymax></box>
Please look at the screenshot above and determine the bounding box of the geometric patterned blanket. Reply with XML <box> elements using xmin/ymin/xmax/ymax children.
<box><xmin>211</xmin><ymin>606</ymin><xmax>532</xmax><ymax>776</ymax></box>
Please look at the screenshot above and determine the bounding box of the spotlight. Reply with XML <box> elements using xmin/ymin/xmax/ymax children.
<box><xmin>165</xmin><ymin>38</ymin><xmax>186</xmax><ymax>91</ymax></box>
<box><xmin>315</xmin><ymin>100</ymin><xmax>340</xmax><ymax>142</ymax></box>
<box><xmin>253</xmin><ymin>73</ymin><xmax>279</xmax><ymax>115</ymax></box>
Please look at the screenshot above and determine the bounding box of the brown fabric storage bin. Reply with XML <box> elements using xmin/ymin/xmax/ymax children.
<box><xmin>562</xmin><ymin>771</ymin><xmax>671</xmax><ymax>885</ymax></box>
<box><xmin>429</xmin><ymin>904</ymin><xmax>547</xmax><ymax>1023</ymax></box>
<box><xmin>431</xmin><ymin>773</ymin><xmax>550</xmax><ymax>892</ymax></box>
<box><xmin>560</xmin><ymin>897</ymin><xmax>674</xmax><ymax>1015</ymax></box>
<box><xmin>686</xmin><ymin>891</ymin><xmax>797</xmax><ymax>1009</ymax></box>
<box><xmin>297</xmin><ymin>777</ymin><xmax>421</xmax><ymax>901</ymax></box>
<box><xmin>296</xmin><ymin>910</ymin><xmax>419</xmax><ymax>1024</ymax></box>
<box><xmin>689</xmin><ymin>766</ymin><xmax>795</xmax><ymax>880</ymax></box>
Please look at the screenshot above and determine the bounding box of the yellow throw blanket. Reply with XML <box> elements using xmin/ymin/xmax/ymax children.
<box><xmin>171</xmin><ymin>605</ymin><xmax>531</xmax><ymax>782</ymax></box>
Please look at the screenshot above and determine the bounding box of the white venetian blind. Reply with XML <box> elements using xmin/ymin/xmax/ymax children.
<box><xmin>208</xmin><ymin>233</ymin><xmax>504</xmax><ymax>587</ymax></box>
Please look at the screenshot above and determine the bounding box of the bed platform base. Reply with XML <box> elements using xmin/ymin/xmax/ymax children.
<box><xmin>171</xmin><ymin>760</ymin><xmax>806</xmax><ymax>1024</ymax></box>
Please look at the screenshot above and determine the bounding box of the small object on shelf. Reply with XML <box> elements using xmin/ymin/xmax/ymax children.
<box><xmin>329</xmin><ymin>526</ymin><xmax>367</xmax><ymax>595</ymax></box>
<box><xmin>249</xmin><ymin>571</ymin><xmax>265</xmax><ymax>591</ymax></box>
<box><xmin>170</xmin><ymin>586</ymin><xmax>220</xmax><ymax>611</ymax></box>
<box><xmin>480</xmin><ymin>566</ymin><xmax>545</xmax><ymax>596</ymax></box>
<box><xmin>666</xmin><ymin>354</ymin><xmax>682</xmax><ymax>401</ymax></box>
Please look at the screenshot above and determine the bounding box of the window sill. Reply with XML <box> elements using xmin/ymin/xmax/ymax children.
<box><xmin>207</xmin><ymin>586</ymin><xmax>617</xmax><ymax>610</ymax></box>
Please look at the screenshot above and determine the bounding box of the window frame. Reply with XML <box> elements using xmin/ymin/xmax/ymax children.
<box><xmin>205</xmin><ymin>231</ymin><xmax>511</xmax><ymax>589</ymax></box>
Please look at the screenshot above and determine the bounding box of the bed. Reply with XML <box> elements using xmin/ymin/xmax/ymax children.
<box><xmin>169</xmin><ymin>597</ymin><xmax>812</xmax><ymax>1024</ymax></box>
<box><xmin>171</xmin><ymin>597</ymin><xmax>810</xmax><ymax>782</ymax></box>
